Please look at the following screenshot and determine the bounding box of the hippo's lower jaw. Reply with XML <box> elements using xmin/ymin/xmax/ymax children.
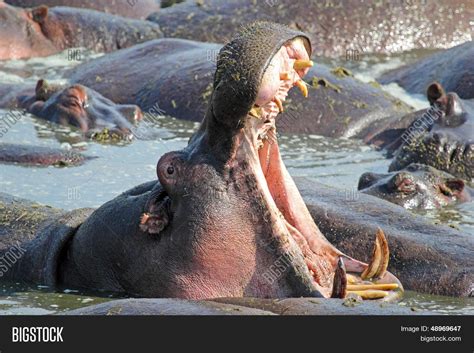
<box><xmin>142</xmin><ymin>27</ymin><xmax>403</xmax><ymax>301</ymax></box>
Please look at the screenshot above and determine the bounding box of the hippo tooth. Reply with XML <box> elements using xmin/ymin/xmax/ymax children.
<box><xmin>293</xmin><ymin>59</ymin><xmax>314</xmax><ymax>70</ymax></box>
<box><xmin>374</xmin><ymin>228</ymin><xmax>389</xmax><ymax>278</ymax></box>
<box><xmin>249</xmin><ymin>106</ymin><xmax>262</xmax><ymax>119</ymax></box>
<box><xmin>273</xmin><ymin>97</ymin><xmax>284</xmax><ymax>113</ymax></box>
<box><xmin>360</xmin><ymin>230</ymin><xmax>383</xmax><ymax>280</ymax></box>
<box><xmin>330</xmin><ymin>258</ymin><xmax>347</xmax><ymax>298</ymax></box>
<box><xmin>346</xmin><ymin>273</ymin><xmax>359</xmax><ymax>284</ymax></box>
<box><xmin>295</xmin><ymin>80</ymin><xmax>308</xmax><ymax>98</ymax></box>
<box><xmin>347</xmin><ymin>283</ymin><xmax>398</xmax><ymax>291</ymax></box>
<box><xmin>346</xmin><ymin>289</ymin><xmax>389</xmax><ymax>299</ymax></box>
<box><xmin>280</xmin><ymin>72</ymin><xmax>290</xmax><ymax>80</ymax></box>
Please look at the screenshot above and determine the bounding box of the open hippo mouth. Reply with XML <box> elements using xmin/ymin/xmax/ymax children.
<box><xmin>141</xmin><ymin>22</ymin><xmax>402</xmax><ymax>300</ymax></box>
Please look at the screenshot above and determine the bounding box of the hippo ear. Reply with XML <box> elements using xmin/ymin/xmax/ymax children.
<box><xmin>427</xmin><ymin>82</ymin><xmax>445</xmax><ymax>105</ymax></box>
<box><xmin>31</xmin><ymin>5</ymin><xmax>49</xmax><ymax>24</ymax></box>
<box><xmin>441</xmin><ymin>179</ymin><xmax>465</xmax><ymax>196</ymax></box>
<box><xmin>35</xmin><ymin>79</ymin><xmax>60</xmax><ymax>101</ymax></box>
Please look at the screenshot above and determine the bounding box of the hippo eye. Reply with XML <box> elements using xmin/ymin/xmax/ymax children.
<box><xmin>166</xmin><ymin>166</ymin><xmax>175</xmax><ymax>175</ymax></box>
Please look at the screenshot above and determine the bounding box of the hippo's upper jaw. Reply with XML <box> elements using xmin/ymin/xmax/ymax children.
<box><xmin>140</xmin><ymin>23</ymin><xmax>402</xmax><ymax>300</ymax></box>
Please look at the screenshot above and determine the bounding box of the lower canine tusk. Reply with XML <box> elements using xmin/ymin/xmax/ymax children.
<box><xmin>273</xmin><ymin>97</ymin><xmax>284</xmax><ymax>113</ymax></box>
<box><xmin>295</xmin><ymin>80</ymin><xmax>308</xmax><ymax>98</ymax></box>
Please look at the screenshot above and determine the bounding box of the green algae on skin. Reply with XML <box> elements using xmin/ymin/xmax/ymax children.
<box><xmin>311</xmin><ymin>76</ymin><xmax>342</xmax><ymax>93</ymax></box>
<box><xmin>330</xmin><ymin>67</ymin><xmax>353</xmax><ymax>78</ymax></box>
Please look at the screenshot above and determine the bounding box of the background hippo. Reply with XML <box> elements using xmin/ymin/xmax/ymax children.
<box><xmin>390</xmin><ymin>83</ymin><xmax>474</xmax><ymax>181</ymax></box>
<box><xmin>379</xmin><ymin>41</ymin><xmax>474</xmax><ymax>100</ymax></box>
<box><xmin>358</xmin><ymin>163</ymin><xmax>472</xmax><ymax>209</ymax></box>
<box><xmin>66</xmin><ymin>38</ymin><xmax>413</xmax><ymax>139</ymax></box>
<box><xmin>147</xmin><ymin>0</ymin><xmax>473</xmax><ymax>57</ymax></box>
<box><xmin>0</xmin><ymin>2</ymin><xmax>163</xmax><ymax>60</ymax></box>
<box><xmin>6</xmin><ymin>0</ymin><xmax>161</xmax><ymax>19</ymax></box>
<box><xmin>20</xmin><ymin>79</ymin><xmax>144</xmax><ymax>138</ymax></box>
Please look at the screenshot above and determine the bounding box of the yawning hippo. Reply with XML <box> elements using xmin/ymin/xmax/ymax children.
<box><xmin>358</xmin><ymin>163</ymin><xmax>472</xmax><ymax>209</ymax></box>
<box><xmin>6</xmin><ymin>0</ymin><xmax>161</xmax><ymax>19</ymax></box>
<box><xmin>390</xmin><ymin>83</ymin><xmax>474</xmax><ymax>181</ymax></box>
<box><xmin>0</xmin><ymin>2</ymin><xmax>162</xmax><ymax>60</ymax></box>
<box><xmin>1</xmin><ymin>23</ymin><xmax>403</xmax><ymax>301</ymax></box>
<box><xmin>147</xmin><ymin>0</ymin><xmax>473</xmax><ymax>57</ymax></box>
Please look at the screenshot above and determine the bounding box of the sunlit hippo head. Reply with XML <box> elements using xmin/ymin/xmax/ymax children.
<box><xmin>359</xmin><ymin>163</ymin><xmax>471</xmax><ymax>209</ymax></box>
<box><xmin>135</xmin><ymin>22</ymin><xmax>402</xmax><ymax>300</ymax></box>
<box><xmin>28</xmin><ymin>79</ymin><xmax>142</xmax><ymax>137</ymax></box>
<box><xmin>390</xmin><ymin>82</ymin><xmax>473</xmax><ymax>181</ymax></box>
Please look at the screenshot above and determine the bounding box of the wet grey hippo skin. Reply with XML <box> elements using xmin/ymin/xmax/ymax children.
<box><xmin>379</xmin><ymin>41</ymin><xmax>474</xmax><ymax>100</ymax></box>
<box><xmin>1</xmin><ymin>176</ymin><xmax>472</xmax><ymax>297</ymax></box>
<box><xmin>390</xmin><ymin>83</ymin><xmax>474</xmax><ymax>181</ymax></box>
<box><xmin>6</xmin><ymin>0</ymin><xmax>161</xmax><ymax>19</ymax></box>
<box><xmin>66</xmin><ymin>38</ymin><xmax>413</xmax><ymax>138</ymax></box>
<box><xmin>358</xmin><ymin>163</ymin><xmax>472</xmax><ymax>209</ymax></box>
<box><xmin>147</xmin><ymin>0</ymin><xmax>472</xmax><ymax>57</ymax></box>
<box><xmin>295</xmin><ymin>178</ymin><xmax>474</xmax><ymax>297</ymax></box>
<box><xmin>63</xmin><ymin>297</ymin><xmax>432</xmax><ymax>315</ymax></box>
<box><xmin>1</xmin><ymin>23</ymin><xmax>405</xmax><ymax>301</ymax></box>
<box><xmin>0</xmin><ymin>143</ymin><xmax>92</xmax><ymax>167</ymax></box>
<box><xmin>0</xmin><ymin>2</ymin><xmax>163</xmax><ymax>60</ymax></box>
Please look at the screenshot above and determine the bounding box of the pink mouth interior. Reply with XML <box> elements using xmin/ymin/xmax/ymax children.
<box><xmin>244</xmin><ymin>39</ymin><xmax>368</xmax><ymax>297</ymax></box>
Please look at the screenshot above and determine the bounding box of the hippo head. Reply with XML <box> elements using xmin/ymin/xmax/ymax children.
<box><xmin>134</xmin><ymin>22</ymin><xmax>402</xmax><ymax>299</ymax></box>
<box><xmin>390</xmin><ymin>82</ymin><xmax>473</xmax><ymax>181</ymax></box>
<box><xmin>359</xmin><ymin>163</ymin><xmax>471</xmax><ymax>209</ymax></box>
<box><xmin>28</xmin><ymin>79</ymin><xmax>142</xmax><ymax>137</ymax></box>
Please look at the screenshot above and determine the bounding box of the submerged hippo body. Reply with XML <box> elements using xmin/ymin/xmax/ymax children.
<box><xmin>390</xmin><ymin>83</ymin><xmax>474</xmax><ymax>181</ymax></box>
<box><xmin>0</xmin><ymin>143</ymin><xmax>91</xmax><ymax>166</ymax></box>
<box><xmin>147</xmin><ymin>0</ymin><xmax>473</xmax><ymax>57</ymax></box>
<box><xmin>1</xmin><ymin>23</ymin><xmax>407</xmax><ymax>301</ymax></box>
<box><xmin>6</xmin><ymin>0</ymin><xmax>161</xmax><ymax>19</ymax></box>
<box><xmin>379</xmin><ymin>42</ymin><xmax>474</xmax><ymax>100</ymax></box>
<box><xmin>1</xmin><ymin>176</ymin><xmax>472</xmax><ymax>297</ymax></box>
<box><xmin>67</xmin><ymin>38</ymin><xmax>413</xmax><ymax>138</ymax></box>
<box><xmin>358</xmin><ymin>163</ymin><xmax>472</xmax><ymax>209</ymax></box>
<box><xmin>0</xmin><ymin>2</ymin><xmax>162</xmax><ymax>60</ymax></box>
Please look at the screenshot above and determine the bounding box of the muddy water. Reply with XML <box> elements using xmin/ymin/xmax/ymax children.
<box><xmin>0</xmin><ymin>48</ymin><xmax>472</xmax><ymax>314</ymax></box>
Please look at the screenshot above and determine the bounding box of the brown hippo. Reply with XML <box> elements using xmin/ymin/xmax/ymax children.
<box><xmin>358</xmin><ymin>163</ymin><xmax>472</xmax><ymax>209</ymax></box>
<box><xmin>21</xmin><ymin>79</ymin><xmax>144</xmax><ymax>138</ymax></box>
<box><xmin>379</xmin><ymin>41</ymin><xmax>474</xmax><ymax>100</ymax></box>
<box><xmin>66</xmin><ymin>38</ymin><xmax>413</xmax><ymax>138</ymax></box>
<box><xmin>0</xmin><ymin>23</ymin><xmax>405</xmax><ymax>301</ymax></box>
<box><xmin>0</xmin><ymin>2</ymin><xmax>162</xmax><ymax>60</ymax></box>
<box><xmin>390</xmin><ymin>83</ymin><xmax>474</xmax><ymax>181</ymax></box>
<box><xmin>6</xmin><ymin>0</ymin><xmax>161</xmax><ymax>19</ymax></box>
<box><xmin>147</xmin><ymin>0</ymin><xmax>473</xmax><ymax>57</ymax></box>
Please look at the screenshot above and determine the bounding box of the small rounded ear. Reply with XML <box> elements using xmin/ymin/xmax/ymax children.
<box><xmin>35</xmin><ymin>79</ymin><xmax>49</xmax><ymax>101</ymax></box>
<box><xmin>444</xmin><ymin>179</ymin><xmax>465</xmax><ymax>196</ymax></box>
<box><xmin>427</xmin><ymin>82</ymin><xmax>445</xmax><ymax>105</ymax></box>
<box><xmin>31</xmin><ymin>5</ymin><xmax>49</xmax><ymax>24</ymax></box>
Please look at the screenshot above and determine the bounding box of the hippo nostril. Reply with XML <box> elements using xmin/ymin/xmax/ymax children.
<box><xmin>167</xmin><ymin>166</ymin><xmax>175</xmax><ymax>175</ymax></box>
